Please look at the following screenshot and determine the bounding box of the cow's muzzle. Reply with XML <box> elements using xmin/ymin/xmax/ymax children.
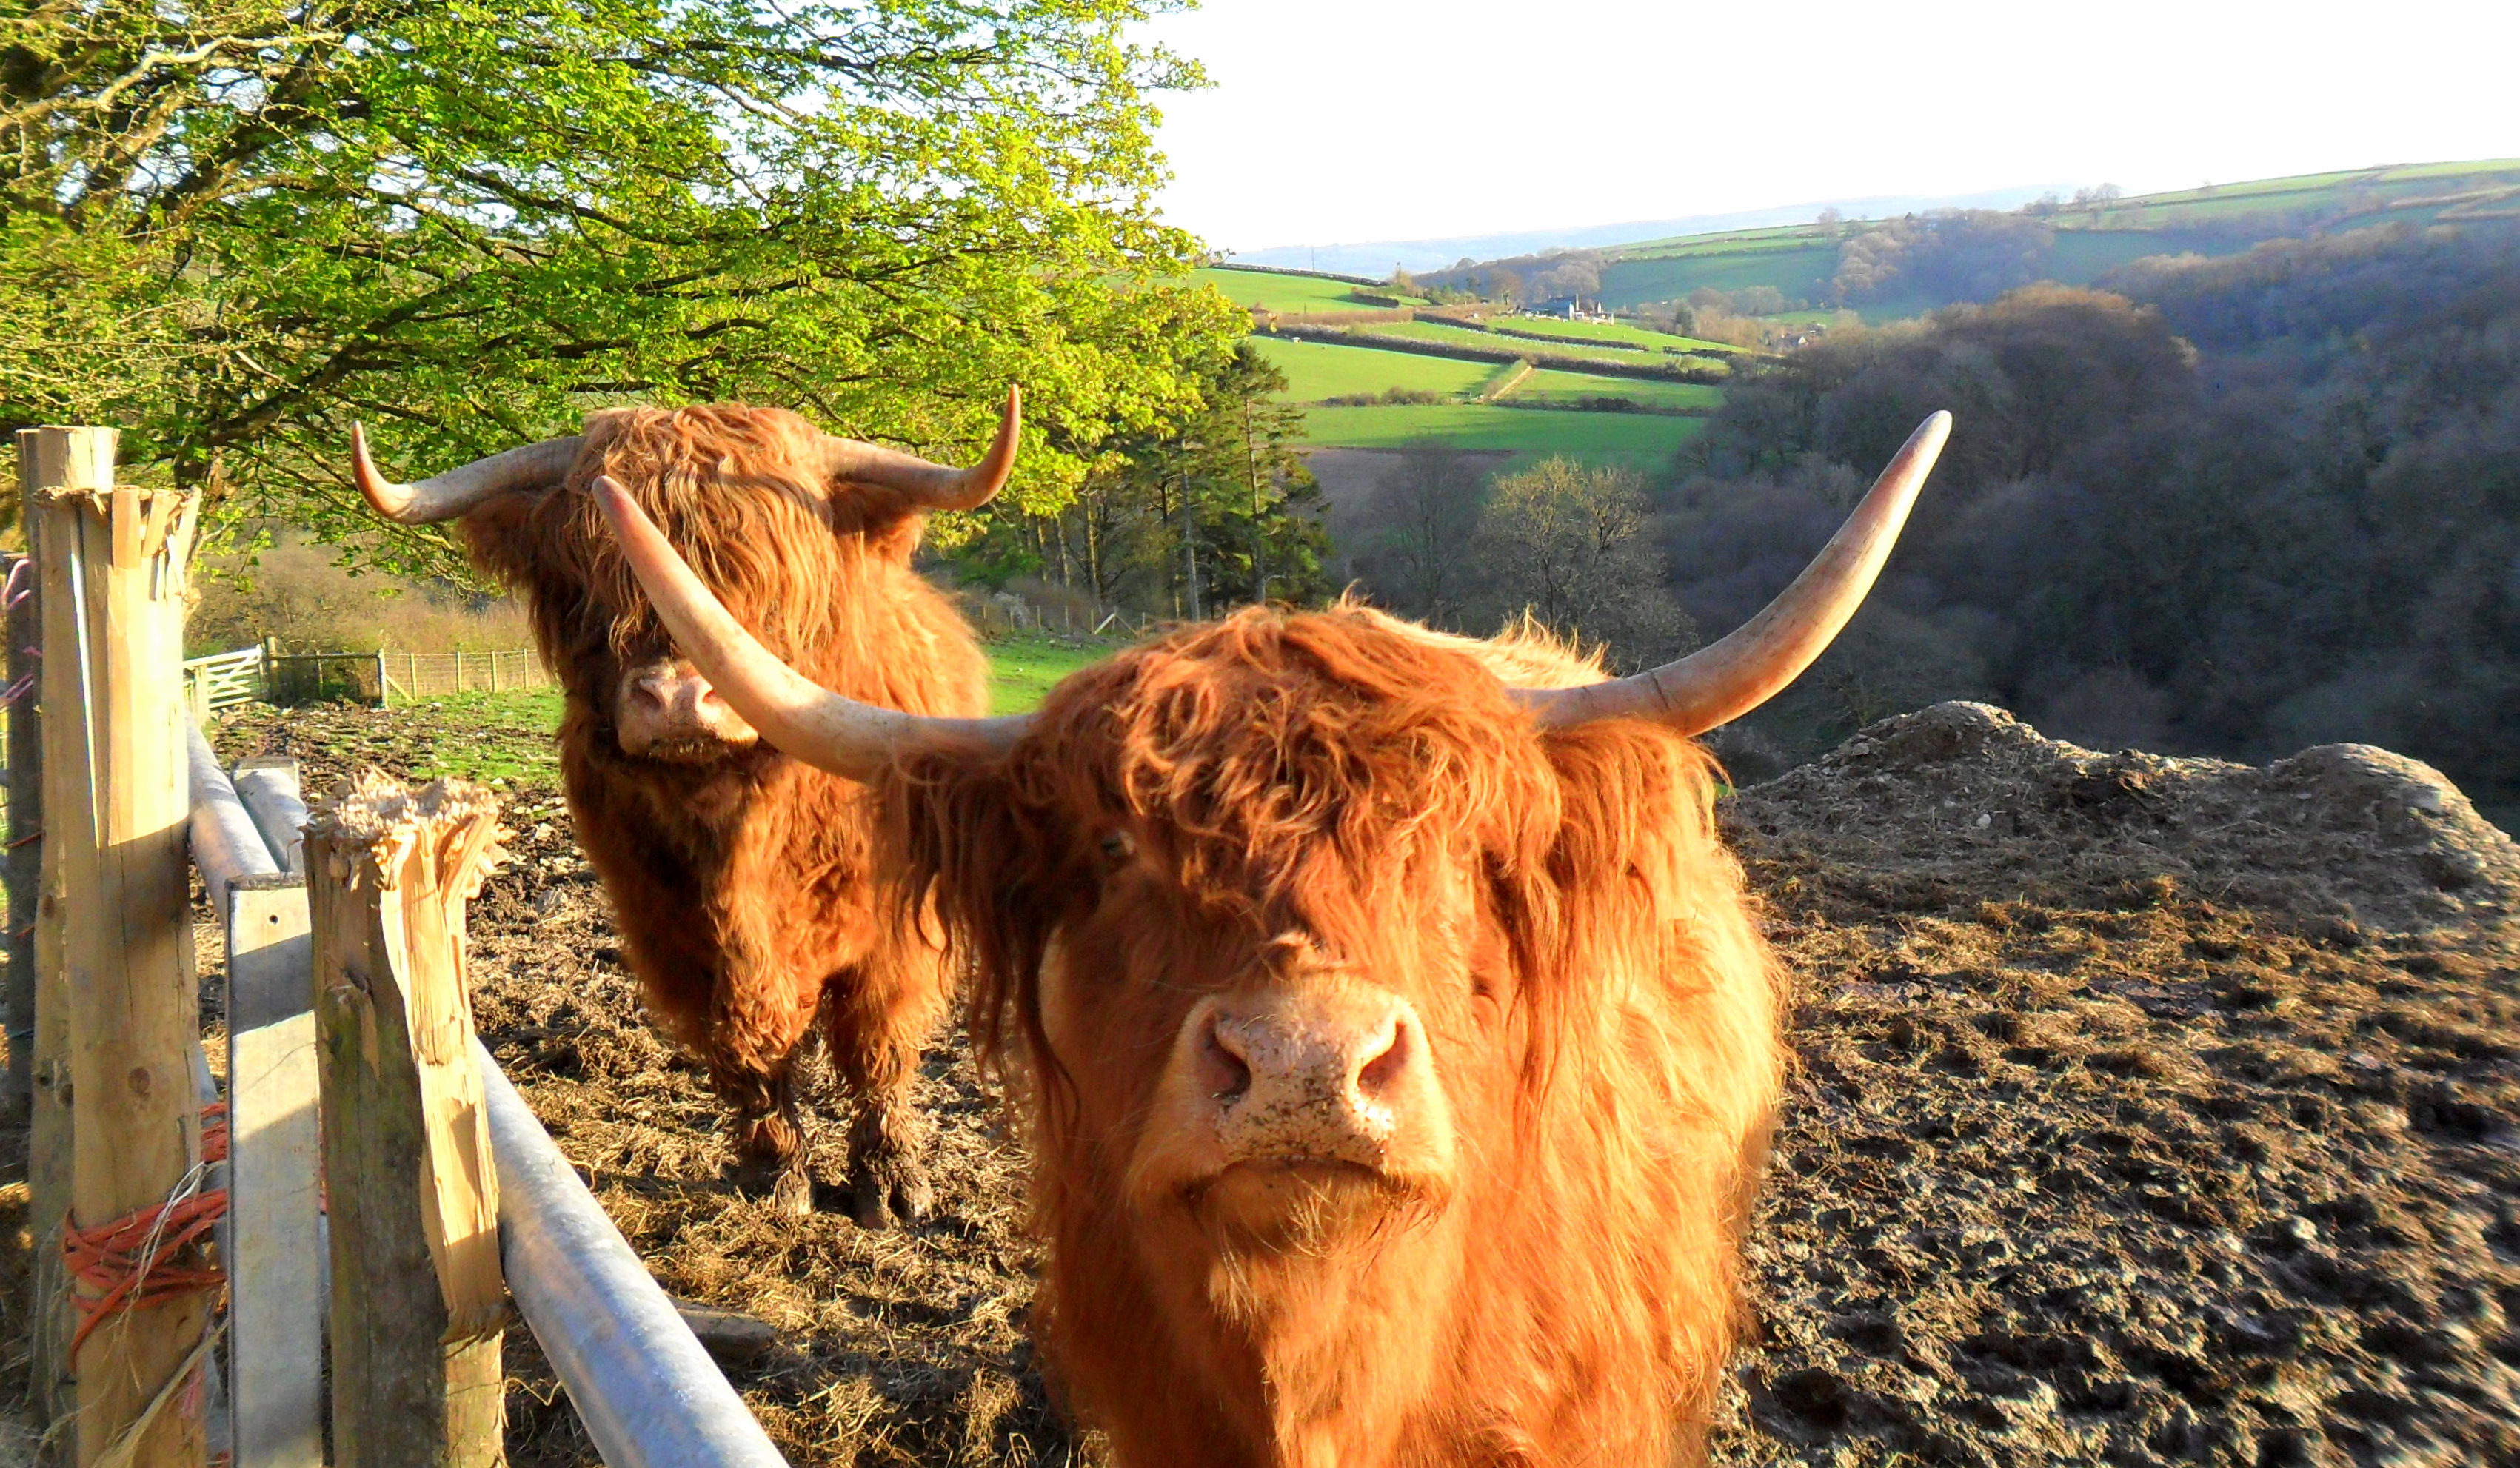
<box><xmin>1144</xmin><ymin>986</ymin><xmax>1457</xmax><ymax>1242</ymax></box>
<box><xmin>615</xmin><ymin>658</ymin><xmax>760</xmax><ymax>760</ymax></box>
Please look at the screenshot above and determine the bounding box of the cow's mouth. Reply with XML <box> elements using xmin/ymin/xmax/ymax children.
<box><xmin>1187</xmin><ymin>1159</ymin><xmax>1438</xmax><ymax>1250</ymax></box>
<box><xmin>626</xmin><ymin>734</ymin><xmax>755</xmax><ymax>765</ymax></box>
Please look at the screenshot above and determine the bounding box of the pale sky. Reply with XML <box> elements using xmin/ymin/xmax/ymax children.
<box><xmin>1137</xmin><ymin>0</ymin><xmax>2520</xmax><ymax>252</ymax></box>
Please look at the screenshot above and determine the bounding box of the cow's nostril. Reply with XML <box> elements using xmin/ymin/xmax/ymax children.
<box><xmin>1199</xmin><ymin>1016</ymin><xmax>1253</xmax><ymax>1101</ymax></box>
<box><xmin>1356</xmin><ymin>1017</ymin><xmax>1409</xmax><ymax>1097</ymax></box>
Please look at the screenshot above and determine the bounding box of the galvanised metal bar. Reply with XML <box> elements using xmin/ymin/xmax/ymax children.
<box><xmin>231</xmin><ymin>756</ymin><xmax>310</xmax><ymax>874</ymax></box>
<box><xmin>475</xmin><ymin>1042</ymin><xmax>790</xmax><ymax>1468</ymax></box>
<box><xmin>188</xmin><ymin>720</ymin><xmax>279</xmax><ymax>897</ymax></box>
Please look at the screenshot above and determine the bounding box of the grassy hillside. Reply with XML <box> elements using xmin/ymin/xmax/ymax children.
<box><xmin>1476</xmin><ymin>314</ymin><xmax>1741</xmax><ymax>354</ymax></box>
<box><xmin>1193</xmin><ymin>266</ymin><xmax>1422</xmax><ymax>312</ymax></box>
<box><xmin>1505</xmin><ymin>370</ymin><xmax>1720</xmax><ymax>412</ymax></box>
<box><xmin>1248</xmin><ymin>337</ymin><xmax>1501</xmax><ymax>400</ymax></box>
<box><xmin>1588</xmin><ymin>158</ymin><xmax>2520</xmax><ymax>315</ymax></box>
<box><xmin>1348</xmin><ymin>319</ymin><xmax>1691</xmax><ymax>371</ymax></box>
<box><xmin>1236</xmin><ymin>302</ymin><xmax>1719</xmax><ymax>469</ymax></box>
<box><xmin>1297</xmin><ymin>403</ymin><xmax>1703</xmax><ymax>466</ymax></box>
<box><xmin>1597</xmin><ymin>234</ymin><xmax>1843</xmax><ymax>310</ymax></box>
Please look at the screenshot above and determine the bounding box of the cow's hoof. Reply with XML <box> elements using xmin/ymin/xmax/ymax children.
<box><xmin>767</xmin><ymin>1168</ymin><xmax>815</xmax><ymax>1219</ymax></box>
<box><xmin>848</xmin><ymin>1156</ymin><xmax>932</xmax><ymax>1230</ymax></box>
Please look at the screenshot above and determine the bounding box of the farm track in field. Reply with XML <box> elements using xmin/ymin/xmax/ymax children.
<box><xmin>180</xmin><ymin>695</ymin><xmax>2520</xmax><ymax>1467</ymax></box>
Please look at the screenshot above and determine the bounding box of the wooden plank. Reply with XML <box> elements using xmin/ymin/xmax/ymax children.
<box><xmin>309</xmin><ymin>770</ymin><xmax>509</xmax><ymax>1468</ymax></box>
<box><xmin>19</xmin><ymin>426</ymin><xmax>104</xmax><ymax>1438</ymax></box>
<box><xmin>225</xmin><ymin>872</ymin><xmax>322</xmax><ymax>1468</ymax></box>
<box><xmin>47</xmin><ymin>442</ymin><xmax>211</xmax><ymax>1467</ymax></box>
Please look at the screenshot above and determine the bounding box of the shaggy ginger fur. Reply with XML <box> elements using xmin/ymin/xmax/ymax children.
<box><xmin>460</xmin><ymin>403</ymin><xmax>989</xmax><ymax>1221</ymax></box>
<box><xmin>884</xmin><ymin>604</ymin><xmax>1785</xmax><ymax>1465</ymax></box>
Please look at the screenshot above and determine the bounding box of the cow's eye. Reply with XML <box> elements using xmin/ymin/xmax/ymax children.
<box><xmin>1099</xmin><ymin>830</ymin><xmax>1135</xmax><ymax>863</ymax></box>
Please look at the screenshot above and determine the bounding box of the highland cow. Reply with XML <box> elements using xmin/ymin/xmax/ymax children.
<box><xmin>593</xmin><ymin>413</ymin><xmax>1950</xmax><ymax>1461</ymax></box>
<box><xmin>350</xmin><ymin>394</ymin><xmax>1020</xmax><ymax>1223</ymax></box>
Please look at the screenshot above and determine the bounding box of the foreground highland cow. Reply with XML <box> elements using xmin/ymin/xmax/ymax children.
<box><xmin>592</xmin><ymin>412</ymin><xmax>1949</xmax><ymax>1462</ymax></box>
<box><xmin>350</xmin><ymin>394</ymin><xmax>1019</xmax><ymax>1223</ymax></box>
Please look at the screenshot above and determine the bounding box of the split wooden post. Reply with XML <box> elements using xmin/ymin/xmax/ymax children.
<box><xmin>35</xmin><ymin>430</ymin><xmax>212</xmax><ymax>1467</ymax></box>
<box><xmin>19</xmin><ymin>427</ymin><xmax>110</xmax><ymax>1435</ymax></box>
<box><xmin>308</xmin><ymin>771</ymin><xmax>509</xmax><ymax>1468</ymax></box>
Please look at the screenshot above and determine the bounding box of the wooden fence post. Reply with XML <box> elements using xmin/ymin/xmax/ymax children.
<box><xmin>19</xmin><ymin>428</ymin><xmax>103</xmax><ymax>1439</ymax></box>
<box><xmin>34</xmin><ymin>431</ymin><xmax>212</xmax><ymax>1468</ymax></box>
<box><xmin>308</xmin><ymin>770</ymin><xmax>509</xmax><ymax>1468</ymax></box>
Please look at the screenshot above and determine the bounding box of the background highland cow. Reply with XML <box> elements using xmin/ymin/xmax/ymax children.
<box><xmin>350</xmin><ymin>395</ymin><xmax>1019</xmax><ymax>1223</ymax></box>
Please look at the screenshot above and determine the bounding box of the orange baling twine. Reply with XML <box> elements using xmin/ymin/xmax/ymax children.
<box><xmin>64</xmin><ymin>1103</ymin><xmax>230</xmax><ymax>1359</ymax></box>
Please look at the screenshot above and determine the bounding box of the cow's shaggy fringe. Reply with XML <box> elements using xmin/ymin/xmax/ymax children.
<box><xmin>463</xmin><ymin>403</ymin><xmax>987</xmax><ymax>1199</ymax></box>
<box><xmin>885</xmin><ymin>603</ymin><xmax>1785</xmax><ymax>1465</ymax></box>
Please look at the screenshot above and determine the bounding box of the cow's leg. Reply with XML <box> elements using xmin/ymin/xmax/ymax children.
<box><xmin>712</xmin><ymin>1052</ymin><xmax>815</xmax><ymax>1217</ymax></box>
<box><xmin>820</xmin><ymin>947</ymin><xmax>948</xmax><ymax>1228</ymax></box>
<box><xmin>703</xmin><ymin>961</ymin><xmax>824</xmax><ymax>1218</ymax></box>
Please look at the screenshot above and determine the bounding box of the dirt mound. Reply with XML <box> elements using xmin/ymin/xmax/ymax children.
<box><xmin>1740</xmin><ymin>700</ymin><xmax>2520</xmax><ymax>940</ymax></box>
<box><xmin>1715</xmin><ymin>703</ymin><xmax>2520</xmax><ymax>1466</ymax></box>
<box><xmin>193</xmin><ymin>700</ymin><xmax>2520</xmax><ymax>1467</ymax></box>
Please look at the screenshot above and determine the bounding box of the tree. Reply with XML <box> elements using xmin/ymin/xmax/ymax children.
<box><xmin>989</xmin><ymin>340</ymin><xmax>1326</xmax><ymax>616</ymax></box>
<box><xmin>1353</xmin><ymin>443</ymin><xmax>1483</xmax><ymax>626</ymax></box>
<box><xmin>0</xmin><ymin>0</ymin><xmax>1241</xmax><ymax>569</ymax></box>
<box><xmin>1658</xmin><ymin>229</ymin><xmax>2520</xmax><ymax>808</ymax></box>
<box><xmin>1828</xmin><ymin>210</ymin><xmax>2056</xmax><ymax>308</ymax></box>
<box><xmin>1463</xmin><ymin>458</ymin><xmax>1690</xmax><ymax>669</ymax></box>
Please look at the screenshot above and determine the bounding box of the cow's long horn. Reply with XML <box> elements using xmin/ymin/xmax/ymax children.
<box><xmin>591</xmin><ymin>475</ymin><xmax>1030</xmax><ymax>781</ymax></box>
<box><xmin>1514</xmin><ymin>411</ymin><xmax>1951</xmax><ymax>734</ymax></box>
<box><xmin>351</xmin><ymin>425</ymin><xmax>583</xmax><ymax>524</ymax></box>
<box><xmin>816</xmin><ymin>386</ymin><xmax>1020</xmax><ymax>512</ymax></box>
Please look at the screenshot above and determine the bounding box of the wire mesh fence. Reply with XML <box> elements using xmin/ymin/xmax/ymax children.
<box><xmin>183</xmin><ymin>645</ymin><xmax>552</xmax><ymax>711</ymax></box>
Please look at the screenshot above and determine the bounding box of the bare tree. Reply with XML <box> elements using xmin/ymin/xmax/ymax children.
<box><xmin>1463</xmin><ymin>459</ymin><xmax>1692</xmax><ymax>669</ymax></box>
<box><xmin>1354</xmin><ymin>444</ymin><xmax>1486</xmax><ymax>626</ymax></box>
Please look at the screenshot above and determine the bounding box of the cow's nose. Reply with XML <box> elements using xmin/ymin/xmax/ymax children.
<box><xmin>1200</xmin><ymin>991</ymin><xmax>1422</xmax><ymax>1169</ymax></box>
<box><xmin>628</xmin><ymin>668</ymin><xmax>683</xmax><ymax>713</ymax></box>
<box><xmin>618</xmin><ymin>663</ymin><xmax>758</xmax><ymax>751</ymax></box>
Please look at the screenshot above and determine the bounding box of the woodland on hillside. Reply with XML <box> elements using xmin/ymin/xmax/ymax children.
<box><xmin>1653</xmin><ymin>224</ymin><xmax>2520</xmax><ymax>815</ymax></box>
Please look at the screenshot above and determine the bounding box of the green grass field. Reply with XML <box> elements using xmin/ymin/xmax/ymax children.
<box><xmin>404</xmin><ymin>688</ymin><xmax>569</xmax><ymax>784</ymax></box>
<box><xmin>1597</xmin><ymin>241</ymin><xmax>1842</xmax><ymax>311</ymax></box>
<box><xmin>374</xmin><ymin>640</ymin><xmax>1114</xmax><ymax>755</ymax></box>
<box><xmin>1298</xmin><ymin>403</ymin><xmax>1704</xmax><ymax>466</ymax></box>
<box><xmin>1194</xmin><ymin>267</ymin><xmax>1420</xmax><ymax>313</ymax></box>
<box><xmin>1349</xmin><ymin>320</ymin><xmax>1683</xmax><ymax>372</ymax></box>
<box><xmin>1484</xmin><ymin>314</ymin><xmax>1740</xmax><ymax>354</ymax></box>
<box><xmin>1588</xmin><ymin>159</ymin><xmax>2520</xmax><ymax>315</ymax></box>
<box><xmin>1502</xmin><ymin>370</ymin><xmax>1722</xmax><ymax>412</ymax></box>
<box><xmin>986</xmin><ymin>631</ymin><xmax>1119</xmax><ymax>714</ymax></box>
<box><xmin>1248</xmin><ymin>337</ymin><xmax>1497</xmax><ymax>401</ymax></box>
<box><xmin>2039</xmin><ymin>160</ymin><xmax>2520</xmax><ymax>230</ymax></box>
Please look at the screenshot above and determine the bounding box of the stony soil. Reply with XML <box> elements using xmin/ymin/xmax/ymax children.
<box><xmin>170</xmin><ymin>696</ymin><xmax>2520</xmax><ymax>1467</ymax></box>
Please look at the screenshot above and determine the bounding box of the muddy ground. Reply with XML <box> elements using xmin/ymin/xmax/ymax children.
<box><xmin>176</xmin><ymin>697</ymin><xmax>2520</xmax><ymax>1466</ymax></box>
